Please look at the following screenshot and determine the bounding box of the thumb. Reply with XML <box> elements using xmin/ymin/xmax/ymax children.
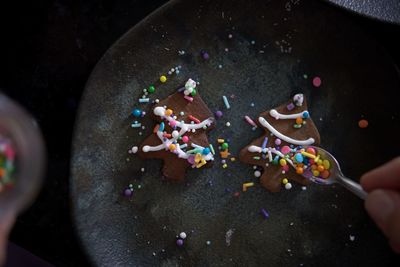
<box><xmin>0</xmin><ymin>211</ymin><xmax>15</xmax><ymax>266</ymax></box>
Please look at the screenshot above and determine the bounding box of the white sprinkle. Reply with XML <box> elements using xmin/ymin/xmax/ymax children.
<box><xmin>131</xmin><ymin>146</ymin><xmax>138</xmax><ymax>154</ymax></box>
<box><xmin>179</xmin><ymin>232</ymin><xmax>187</xmax><ymax>239</ymax></box>
<box><xmin>141</xmin><ymin>167</ymin><xmax>145</xmax><ymax>172</ymax></box>
<box><xmin>254</xmin><ymin>170</ymin><xmax>261</xmax><ymax>177</ymax></box>
<box><xmin>349</xmin><ymin>235</ymin><xmax>355</xmax><ymax>241</ymax></box>
<box><xmin>226</xmin><ymin>122</ymin><xmax>231</xmax><ymax>127</ymax></box>
<box><xmin>301</xmin><ymin>186</ymin><xmax>307</xmax><ymax>191</ymax></box>
<box><xmin>285</xmin><ymin>183</ymin><xmax>292</xmax><ymax>190</ymax></box>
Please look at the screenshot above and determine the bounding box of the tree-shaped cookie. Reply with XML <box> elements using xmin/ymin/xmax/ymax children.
<box><xmin>139</xmin><ymin>79</ymin><xmax>215</xmax><ymax>181</ymax></box>
<box><xmin>239</xmin><ymin>94</ymin><xmax>321</xmax><ymax>192</ymax></box>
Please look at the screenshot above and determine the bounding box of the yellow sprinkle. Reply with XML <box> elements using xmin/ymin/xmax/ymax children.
<box><xmin>279</xmin><ymin>159</ymin><xmax>287</xmax><ymax>166</ymax></box>
<box><xmin>217</xmin><ymin>139</ymin><xmax>225</xmax><ymax>143</ymax></box>
<box><xmin>282</xmin><ymin>178</ymin><xmax>288</xmax><ymax>185</ymax></box>
<box><xmin>222</xmin><ymin>163</ymin><xmax>228</xmax><ymax>168</ymax></box>
<box><xmin>323</xmin><ymin>159</ymin><xmax>331</xmax><ymax>170</ymax></box>
<box><xmin>312</xmin><ymin>170</ymin><xmax>320</xmax><ymax>177</ymax></box>
<box><xmin>242</xmin><ymin>182</ymin><xmax>255</xmax><ymax>192</ymax></box>
<box><xmin>315</xmin><ymin>155</ymin><xmax>320</xmax><ymax>162</ymax></box>
<box><xmin>230</xmin><ymin>157</ymin><xmax>236</xmax><ymax>162</ymax></box>
<box><xmin>196</xmin><ymin>159</ymin><xmax>207</xmax><ymax>168</ymax></box>
<box><xmin>301</xmin><ymin>151</ymin><xmax>316</xmax><ymax>159</ymax></box>
<box><xmin>160</xmin><ymin>75</ymin><xmax>167</xmax><ymax>83</ymax></box>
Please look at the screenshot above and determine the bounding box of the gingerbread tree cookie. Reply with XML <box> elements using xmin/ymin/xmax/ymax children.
<box><xmin>138</xmin><ymin>79</ymin><xmax>215</xmax><ymax>181</ymax></box>
<box><xmin>239</xmin><ymin>94</ymin><xmax>321</xmax><ymax>192</ymax></box>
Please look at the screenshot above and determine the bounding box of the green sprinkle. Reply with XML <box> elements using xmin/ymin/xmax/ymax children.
<box><xmin>209</xmin><ymin>144</ymin><xmax>215</xmax><ymax>155</ymax></box>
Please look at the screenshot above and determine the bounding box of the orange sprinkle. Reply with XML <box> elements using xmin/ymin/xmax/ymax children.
<box><xmin>189</xmin><ymin>115</ymin><xmax>201</xmax><ymax>124</ymax></box>
<box><xmin>296</xmin><ymin>117</ymin><xmax>303</xmax><ymax>124</ymax></box>
<box><xmin>358</xmin><ymin>119</ymin><xmax>368</xmax><ymax>128</ymax></box>
<box><xmin>321</xmin><ymin>170</ymin><xmax>330</xmax><ymax>179</ymax></box>
<box><xmin>153</xmin><ymin>124</ymin><xmax>160</xmax><ymax>133</ymax></box>
<box><xmin>311</xmin><ymin>164</ymin><xmax>317</xmax><ymax>170</ymax></box>
<box><xmin>163</xmin><ymin>133</ymin><xmax>172</xmax><ymax>138</ymax></box>
<box><xmin>317</xmin><ymin>165</ymin><xmax>325</xmax><ymax>172</ymax></box>
<box><xmin>296</xmin><ymin>167</ymin><xmax>304</xmax><ymax>174</ymax></box>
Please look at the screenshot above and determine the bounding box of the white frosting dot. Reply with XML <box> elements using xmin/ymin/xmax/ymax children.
<box><xmin>142</xmin><ymin>146</ymin><xmax>150</xmax><ymax>152</ymax></box>
<box><xmin>154</xmin><ymin>106</ymin><xmax>165</xmax><ymax>116</ymax></box>
<box><xmin>172</xmin><ymin>130</ymin><xmax>179</xmax><ymax>138</ymax></box>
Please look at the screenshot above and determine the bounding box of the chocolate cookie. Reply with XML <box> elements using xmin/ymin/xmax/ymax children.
<box><xmin>138</xmin><ymin>79</ymin><xmax>215</xmax><ymax>181</ymax></box>
<box><xmin>239</xmin><ymin>94</ymin><xmax>321</xmax><ymax>192</ymax></box>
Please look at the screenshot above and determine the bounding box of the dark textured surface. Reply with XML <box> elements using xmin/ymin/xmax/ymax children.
<box><xmin>326</xmin><ymin>0</ymin><xmax>400</xmax><ymax>24</ymax></box>
<box><xmin>72</xmin><ymin>0</ymin><xmax>400</xmax><ymax>266</ymax></box>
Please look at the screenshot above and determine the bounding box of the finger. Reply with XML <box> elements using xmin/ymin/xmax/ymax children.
<box><xmin>361</xmin><ymin>157</ymin><xmax>400</xmax><ymax>192</ymax></box>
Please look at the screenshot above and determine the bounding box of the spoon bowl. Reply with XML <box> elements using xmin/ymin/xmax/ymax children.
<box><xmin>303</xmin><ymin>146</ymin><xmax>367</xmax><ymax>200</ymax></box>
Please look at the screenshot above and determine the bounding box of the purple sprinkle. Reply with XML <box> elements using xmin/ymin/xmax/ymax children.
<box><xmin>215</xmin><ymin>110</ymin><xmax>223</xmax><ymax>118</ymax></box>
<box><xmin>177</xmin><ymin>87</ymin><xmax>185</xmax><ymax>92</ymax></box>
<box><xmin>287</xmin><ymin>103</ymin><xmax>295</xmax><ymax>111</ymax></box>
<box><xmin>124</xmin><ymin>188</ymin><xmax>133</xmax><ymax>197</ymax></box>
<box><xmin>261</xmin><ymin>137</ymin><xmax>268</xmax><ymax>149</ymax></box>
<box><xmin>261</xmin><ymin>208</ymin><xmax>269</xmax><ymax>218</ymax></box>
<box><xmin>201</xmin><ymin>50</ymin><xmax>210</xmax><ymax>60</ymax></box>
<box><xmin>225</xmin><ymin>188</ymin><xmax>232</xmax><ymax>193</ymax></box>
<box><xmin>176</xmin><ymin>239</ymin><xmax>184</xmax><ymax>246</ymax></box>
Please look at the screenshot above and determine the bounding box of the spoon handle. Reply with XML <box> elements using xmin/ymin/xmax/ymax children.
<box><xmin>337</xmin><ymin>175</ymin><xmax>367</xmax><ymax>200</ymax></box>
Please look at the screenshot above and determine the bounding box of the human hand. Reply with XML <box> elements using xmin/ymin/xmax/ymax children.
<box><xmin>0</xmin><ymin>210</ymin><xmax>15</xmax><ymax>266</ymax></box>
<box><xmin>361</xmin><ymin>157</ymin><xmax>400</xmax><ymax>254</ymax></box>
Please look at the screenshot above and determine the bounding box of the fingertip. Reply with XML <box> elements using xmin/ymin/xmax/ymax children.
<box><xmin>360</xmin><ymin>172</ymin><xmax>373</xmax><ymax>192</ymax></box>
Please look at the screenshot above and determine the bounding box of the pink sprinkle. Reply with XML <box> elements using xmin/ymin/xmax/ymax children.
<box><xmin>244</xmin><ymin>116</ymin><xmax>257</xmax><ymax>127</ymax></box>
<box><xmin>5</xmin><ymin>145</ymin><xmax>15</xmax><ymax>160</ymax></box>
<box><xmin>169</xmin><ymin>120</ymin><xmax>177</xmax><ymax>127</ymax></box>
<box><xmin>281</xmin><ymin>145</ymin><xmax>291</xmax><ymax>154</ymax></box>
<box><xmin>282</xmin><ymin>165</ymin><xmax>289</xmax><ymax>172</ymax></box>
<box><xmin>182</xmin><ymin>136</ymin><xmax>189</xmax><ymax>143</ymax></box>
<box><xmin>312</xmin><ymin>76</ymin><xmax>322</xmax><ymax>87</ymax></box>
<box><xmin>184</xmin><ymin>95</ymin><xmax>193</xmax><ymax>102</ymax></box>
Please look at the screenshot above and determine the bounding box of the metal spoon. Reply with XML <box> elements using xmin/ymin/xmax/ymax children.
<box><xmin>302</xmin><ymin>146</ymin><xmax>367</xmax><ymax>200</ymax></box>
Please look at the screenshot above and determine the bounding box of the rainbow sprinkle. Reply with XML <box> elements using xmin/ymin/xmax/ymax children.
<box><xmin>0</xmin><ymin>137</ymin><xmax>16</xmax><ymax>193</ymax></box>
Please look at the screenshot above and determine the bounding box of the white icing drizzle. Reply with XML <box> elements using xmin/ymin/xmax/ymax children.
<box><xmin>258</xmin><ymin>116</ymin><xmax>315</xmax><ymax>146</ymax></box>
<box><xmin>269</xmin><ymin>109</ymin><xmax>308</xmax><ymax>120</ymax></box>
<box><xmin>142</xmin><ymin>106</ymin><xmax>214</xmax><ymax>165</ymax></box>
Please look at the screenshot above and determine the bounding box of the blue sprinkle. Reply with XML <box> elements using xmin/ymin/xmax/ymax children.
<box><xmin>222</xmin><ymin>95</ymin><xmax>230</xmax><ymax>109</ymax></box>
<box><xmin>159</xmin><ymin>122</ymin><xmax>165</xmax><ymax>132</ymax></box>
